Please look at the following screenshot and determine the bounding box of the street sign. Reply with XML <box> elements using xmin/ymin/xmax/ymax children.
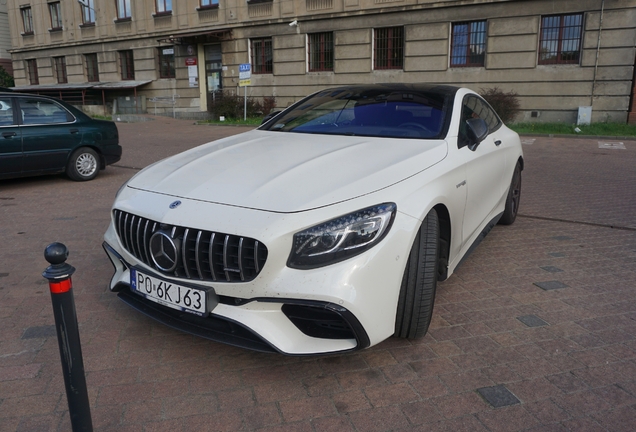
<box><xmin>239</xmin><ymin>63</ymin><xmax>251</xmax><ymax>87</ymax></box>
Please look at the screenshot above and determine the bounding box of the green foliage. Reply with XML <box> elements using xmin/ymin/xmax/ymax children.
<box><xmin>509</xmin><ymin>122</ymin><xmax>636</xmax><ymax>137</ymax></box>
<box><xmin>90</xmin><ymin>114</ymin><xmax>113</xmax><ymax>121</ymax></box>
<box><xmin>0</xmin><ymin>66</ymin><xmax>15</xmax><ymax>88</ymax></box>
<box><xmin>209</xmin><ymin>92</ymin><xmax>277</xmax><ymax>120</ymax></box>
<box><xmin>480</xmin><ymin>87</ymin><xmax>520</xmax><ymax>124</ymax></box>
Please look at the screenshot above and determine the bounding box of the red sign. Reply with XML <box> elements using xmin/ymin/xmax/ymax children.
<box><xmin>185</xmin><ymin>57</ymin><xmax>197</xmax><ymax>66</ymax></box>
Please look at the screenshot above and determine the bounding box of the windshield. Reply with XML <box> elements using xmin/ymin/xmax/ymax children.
<box><xmin>260</xmin><ymin>86</ymin><xmax>452</xmax><ymax>139</ymax></box>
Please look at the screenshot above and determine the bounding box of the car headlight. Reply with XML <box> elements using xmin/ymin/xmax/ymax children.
<box><xmin>287</xmin><ymin>203</ymin><xmax>397</xmax><ymax>269</ymax></box>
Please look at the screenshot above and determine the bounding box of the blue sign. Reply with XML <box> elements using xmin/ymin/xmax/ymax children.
<box><xmin>239</xmin><ymin>63</ymin><xmax>251</xmax><ymax>72</ymax></box>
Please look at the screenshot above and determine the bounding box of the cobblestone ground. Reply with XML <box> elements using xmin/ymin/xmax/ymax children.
<box><xmin>0</xmin><ymin>119</ymin><xmax>635</xmax><ymax>431</ymax></box>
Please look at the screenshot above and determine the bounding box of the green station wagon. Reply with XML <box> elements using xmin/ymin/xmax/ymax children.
<box><xmin>0</xmin><ymin>92</ymin><xmax>121</xmax><ymax>181</ymax></box>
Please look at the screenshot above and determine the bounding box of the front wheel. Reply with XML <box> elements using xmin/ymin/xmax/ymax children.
<box><xmin>67</xmin><ymin>147</ymin><xmax>99</xmax><ymax>181</ymax></box>
<box><xmin>394</xmin><ymin>208</ymin><xmax>439</xmax><ymax>339</ymax></box>
<box><xmin>499</xmin><ymin>162</ymin><xmax>522</xmax><ymax>225</ymax></box>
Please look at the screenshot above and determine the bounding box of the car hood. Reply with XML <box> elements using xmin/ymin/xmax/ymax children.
<box><xmin>127</xmin><ymin>130</ymin><xmax>448</xmax><ymax>213</ymax></box>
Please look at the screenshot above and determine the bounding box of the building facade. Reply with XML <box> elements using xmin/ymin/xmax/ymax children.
<box><xmin>7</xmin><ymin>0</ymin><xmax>636</xmax><ymax>123</ymax></box>
<box><xmin>0</xmin><ymin>1</ymin><xmax>12</xmax><ymax>75</ymax></box>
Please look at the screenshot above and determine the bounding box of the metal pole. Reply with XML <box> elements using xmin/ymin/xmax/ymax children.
<box><xmin>42</xmin><ymin>243</ymin><xmax>93</xmax><ymax>432</ymax></box>
<box><xmin>244</xmin><ymin>86</ymin><xmax>247</xmax><ymax>121</ymax></box>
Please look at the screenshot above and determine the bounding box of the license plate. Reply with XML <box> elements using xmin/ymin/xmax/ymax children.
<box><xmin>131</xmin><ymin>268</ymin><xmax>209</xmax><ymax>316</ymax></box>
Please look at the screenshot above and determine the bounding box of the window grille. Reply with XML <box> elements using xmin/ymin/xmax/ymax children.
<box><xmin>158</xmin><ymin>47</ymin><xmax>176</xmax><ymax>78</ymax></box>
<box><xmin>120</xmin><ymin>50</ymin><xmax>135</xmax><ymax>80</ymax></box>
<box><xmin>54</xmin><ymin>57</ymin><xmax>68</xmax><ymax>83</ymax></box>
<box><xmin>251</xmin><ymin>38</ymin><xmax>273</xmax><ymax>74</ymax></box>
<box><xmin>85</xmin><ymin>53</ymin><xmax>99</xmax><ymax>82</ymax></box>
<box><xmin>308</xmin><ymin>32</ymin><xmax>334</xmax><ymax>72</ymax></box>
<box><xmin>27</xmin><ymin>59</ymin><xmax>39</xmax><ymax>85</ymax></box>
<box><xmin>374</xmin><ymin>27</ymin><xmax>404</xmax><ymax>70</ymax></box>
<box><xmin>539</xmin><ymin>14</ymin><xmax>583</xmax><ymax>65</ymax></box>
<box><xmin>450</xmin><ymin>21</ymin><xmax>487</xmax><ymax>67</ymax></box>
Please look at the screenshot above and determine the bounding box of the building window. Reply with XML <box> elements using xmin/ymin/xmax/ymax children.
<box><xmin>374</xmin><ymin>27</ymin><xmax>404</xmax><ymax>70</ymax></box>
<box><xmin>26</xmin><ymin>59</ymin><xmax>39</xmax><ymax>85</ymax></box>
<box><xmin>156</xmin><ymin>0</ymin><xmax>172</xmax><ymax>14</ymax></box>
<box><xmin>158</xmin><ymin>47</ymin><xmax>175</xmax><ymax>78</ymax></box>
<box><xmin>49</xmin><ymin>2</ymin><xmax>63</xmax><ymax>30</ymax></box>
<box><xmin>450</xmin><ymin>21</ymin><xmax>487</xmax><ymax>67</ymax></box>
<box><xmin>120</xmin><ymin>50</ymin><xmax>135</xmax><ymax>80</ymax></box>
<box><xmin>85</xmin><ymin>53</ymin><xmax>99</xmax><ymax>82</ymax></box>
<box><xmin>251</xmin><ymin>38</ymin><xmax>273</xmax><ymax>74</ymax></box>
<box><xmin>80</xmin><ymin>0</ymin><xmax>96</xmax><ymax>25</ymax></box>
<box><xmin>308</xmin><ymin>32</ymin><xmax>334</xmax><ymax>72</ymax></box>
<box><xmin>200</xmin><ymin>0</ymin><xmax>219</xmax><ymax>8</ymax></box>
<box><xmin>117</xmin><ymin>0</ymin><xmax>132</xmax><ymax>19</ymax></box>
<box><xmin>54</xmin><ymin>56</ymin><xmax>67</xmax><ymax>83</ymax></box>
<box><xmin>21</xmin><ymin>7</ymin><xmax>34</xmax><ymax>34</ymax></box>
<box><xmin>539</xmin><ymin>14</ymin><xmax>583</xmax><ymax>65</ymax></box>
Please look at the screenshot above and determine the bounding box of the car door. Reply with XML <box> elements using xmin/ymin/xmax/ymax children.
<box><xmin>0</xmin><ymin>97</ymin><xmax>22</xmax><ymax>178</ymax></box>
<box><xmin>18</xmin><ymin>97</ymin><xmax>80</xmax><ymax>175</ymax></box>
<box><xmin>459</xmin><ymin>95</ymin><xmax>508</xmax><ymax>245</ymax></box>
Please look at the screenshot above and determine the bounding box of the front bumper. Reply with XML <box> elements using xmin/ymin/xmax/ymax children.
<box><xmin>104</xmin><ymin>242</ymin><xmax>371</xmax><ymax>355</ymax></box>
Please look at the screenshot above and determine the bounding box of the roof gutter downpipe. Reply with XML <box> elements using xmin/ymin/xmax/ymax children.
<box><xmin>591</xmin><ymin>0</ymin><xmax>605</xmax><ymax>106</ymax></box>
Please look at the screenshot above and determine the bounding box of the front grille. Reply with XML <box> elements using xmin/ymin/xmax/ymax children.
<box><xmin>113</xmin><ymin>209</ymin><xmax>268</xmax><ymax>283</ymax></box>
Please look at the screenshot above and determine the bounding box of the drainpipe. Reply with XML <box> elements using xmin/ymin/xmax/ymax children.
<box><xmin>591</xmin><ymin>0</ymin><xmax>605</xmax><ymax>106</ymax></box>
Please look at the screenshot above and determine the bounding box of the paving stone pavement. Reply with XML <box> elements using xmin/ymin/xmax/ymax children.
<box><xmin>0</xmin><ymin>117</ymin><xmax>635</xmax><ymax>431</ymax></box>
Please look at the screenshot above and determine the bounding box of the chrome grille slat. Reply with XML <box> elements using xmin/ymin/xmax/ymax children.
<box><xmin>122</xmin><ymin>212</ymin><xmax>130</xmax><ymax>251</ymax></box>
<box><xmin>182</xmin><ymin>228</ymin><xmax>191</xmax><ymax>279</ymax></box>
<box><xmin>254</xmin><ymin>240</ymin><xmax>260</xmax><ymax>273</ymax></box>
<box><xmin>195</xmin><ymin>231</ymin><xmax>203</xmax><ymax>280</ymax></box>
<box><xmin>238</xmin><ymin>238</ymin><xmax>245</xmax><ymax>282</ymax></box>
<box><xmin>223</xmin><ymin>235</ymin><xmax>230</xmax><ymax>281</ymax></box>
<box><xmin>142</xmin><ymin>220</ymin><xmax>151</xmax><ymax>264</ymax></box>
<box><xmin>113</xmin><ymin>210</ymin><xmax>267</xmax><ymax>284</ymax></box>
<box><xmin>135</xmin><ymin>216</ymin><xmax>143</xmax><ymax>259</ymax></box>
<box><xmin>208</xmin><ymin>232</ymin><xmax>217</xmax><ymax>281</ymax></box>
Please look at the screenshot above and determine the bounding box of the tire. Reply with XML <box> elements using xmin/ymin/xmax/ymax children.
<box><xmin>499</xmin><ymin>162</ymin><xmax>522</xmax><ymax>225</ymax></box>
<box><xmin>394</xmin><ymin>208</ymin><xmax>440</xmax><ymax>339</ymax></box>
<box><xmin>67</xmin><ymin>147</ymin><xmax>99</xmax><ymax>181</ymax></box>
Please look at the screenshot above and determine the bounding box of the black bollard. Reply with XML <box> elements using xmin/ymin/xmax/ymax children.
<box><xmin>42</xmin><ymin>243</ymin><xmax>93</xmax><ymax>432</ymax></box>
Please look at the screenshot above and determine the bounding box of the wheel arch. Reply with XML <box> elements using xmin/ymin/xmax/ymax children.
<box><xmin>433</xmin><ymin>203</ymin><xmax>451</xmax><ymax>281</ymax></box>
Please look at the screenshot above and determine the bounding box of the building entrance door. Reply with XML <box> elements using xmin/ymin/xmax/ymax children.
<box><xmin>205</xmin><ymin>44</ymin><xmax>223</xmax><ymax>111</ymax></box>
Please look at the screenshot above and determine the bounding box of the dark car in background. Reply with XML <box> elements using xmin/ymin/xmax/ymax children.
<box><xmin>0</xmin><ymin>92</ymin><xmax>121</xmax><ymax>181</ymax></box>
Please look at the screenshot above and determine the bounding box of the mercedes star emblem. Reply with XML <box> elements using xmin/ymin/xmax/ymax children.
<box><xmin>149</xmin><ymin>231</ymin><xmax>180</xmax><ymax>272</ymax></box>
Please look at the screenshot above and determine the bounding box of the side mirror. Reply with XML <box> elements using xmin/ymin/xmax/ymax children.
<box><xmin>261</xmin><ymin>110</ymin><xmax>282</xmax><ymax>125</ymax></box>
<box><xmin>465</xmin><ymin>118</ymin><xmax>489</xmax><ymax>151</ymax></box>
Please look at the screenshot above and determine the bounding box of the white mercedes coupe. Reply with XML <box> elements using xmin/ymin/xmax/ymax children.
<box><xmin>103</xmin><ymin>84</ymin><xmax>523</xmax><ymax>355</ymax></box>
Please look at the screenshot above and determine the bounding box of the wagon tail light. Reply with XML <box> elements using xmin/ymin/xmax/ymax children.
<box><xmin>287</xmin><ymin>203</ymin><xmax>396</xmax><ymax>269</ymax></box>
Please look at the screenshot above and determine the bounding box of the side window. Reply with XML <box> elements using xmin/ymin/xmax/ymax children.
<box><xmin>458</xmin><ymin>95</ymin><xmax>501</xmax><ymax>148</ymax></box>
<box><xmin>19</xmin><ymin>98</ymin><xmax>73</xmax><ymax>125</ymax></box>
<box><xmin>0</xmin><ymin>97</ymin><xmax>15</xmax><ymax>126</ymax></box>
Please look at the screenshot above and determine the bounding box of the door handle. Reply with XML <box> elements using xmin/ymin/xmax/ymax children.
<box><xmin>494</xmin><ymin>140</ymin><xmax>502</xmax><ymax>146</ymax></box>
<box><xmin>2</xmin><ymin>131</ymin><xmax>16</xmax><ymax>138</ymax></box>
<box><xmin>69</xmin><ymin>128</ymin><xmax>79</xmax><ymax>134</ymax></box>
